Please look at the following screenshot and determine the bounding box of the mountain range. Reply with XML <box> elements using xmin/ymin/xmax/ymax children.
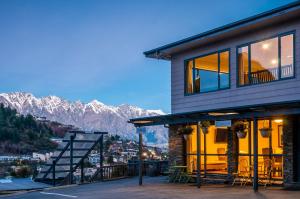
<box><xmin>0</xmin><ymin>92</ymin><xmax>168</xmax><ymax>145</ymax></box>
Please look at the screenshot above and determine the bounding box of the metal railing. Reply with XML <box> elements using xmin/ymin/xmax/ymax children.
<box><xmin>35</xmin><ymin>131</ymin><xmax>107</xmax><ymax>186</ymax></box>
<box><xmin>89</xmin><ymin>161</ymin><xmax>168</xmax><ymax>182</ymax></box>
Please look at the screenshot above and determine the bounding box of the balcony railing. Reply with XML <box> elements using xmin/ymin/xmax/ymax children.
<box><xmin>243</xmin><ymin>64</ymin><xmax>293</xmax><ymax>85</ymax></box>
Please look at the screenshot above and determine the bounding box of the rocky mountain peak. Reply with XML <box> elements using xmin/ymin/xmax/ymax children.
<box><xmin>0</xmin><ymin>92</ymin><xmax>168</xmax><ymax>145</ymax></box>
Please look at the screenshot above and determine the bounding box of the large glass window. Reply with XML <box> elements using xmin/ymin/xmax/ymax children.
<box><xmin>238</xmin><ymin>32</ymin><xmax>294</xmax><ymax>86</ymax></box>
<box><xmin>186</xmin><ymin>124</ymin><xmax>228</xmax><ymax>175</ymax></box>
<box><xmin>237</xmin><ymin>119</ymin><xmax>284</xmax><ymax>183</ymax></box>
<box><xmin>184</xmin><ymin>50</ymin><xmax>230</xmax><ymax>94</ymax></box>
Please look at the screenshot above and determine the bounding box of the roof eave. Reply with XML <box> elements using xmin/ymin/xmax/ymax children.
<box><xmin>143</xmin><ymin>1</ymin><xmax>300</xmax><ymax>60</ymax></box>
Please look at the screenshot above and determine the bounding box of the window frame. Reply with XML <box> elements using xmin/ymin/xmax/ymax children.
<box><xmin>184</xmin><ymin>48</ymin><xmax>231</xmax><ymax>96</ymax></box>
<box><xmin>236</xmin><ymin>31</ymin><xmax>296</xmax><ymax>87</ymax></box>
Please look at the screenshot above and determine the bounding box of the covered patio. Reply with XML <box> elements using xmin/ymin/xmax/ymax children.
<box><xmin>129</xmin><ymin>100</ymin><xmax>300</xmax><ymax>191</ymax></box>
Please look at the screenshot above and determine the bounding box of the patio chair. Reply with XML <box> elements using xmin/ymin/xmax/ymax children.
<box><xmin>272</xmin><ymin>156</ymin><xmax>283</xmax><ymax>178</ymax></box>
<box><xmin>168</xmin><ymin>161</ymin><xmax>189</xmax><ymax>183</ymax></box>
<box><xmin>259</xmin><ymin>158</ymin><xmax>274</xmax><ymax>188</ymax></box>
<box><xmin>232</xmin><ymin>158</ymin><xmax>251</xmax><ymax>186</ymax></box>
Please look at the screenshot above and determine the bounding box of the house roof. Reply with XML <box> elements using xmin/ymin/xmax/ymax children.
<box><xmin>128</xmin><ymin>100</ymin><xmax>300</xmax><ymax>127</ymax></box>
<box><xmin>144</xmin><ymin>1</ymin><xmax>300</xmax><ymax>60</ymax></box>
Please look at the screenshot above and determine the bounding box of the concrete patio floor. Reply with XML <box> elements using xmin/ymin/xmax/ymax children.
<box><xmin>1</xmin><ymin>176</ymin><xmax>300</xmax><ymax>199</ymax></box>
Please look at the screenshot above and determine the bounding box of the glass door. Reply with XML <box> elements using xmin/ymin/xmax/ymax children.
<box><xmin>237</xmin><ymin>119</ymin><xmax>284</xmax><ymax>184</ymax></box>
<box><xmin>186</xmin><ymin>124</ymin><xmax>228</xmax><ymax>175</ymax></box>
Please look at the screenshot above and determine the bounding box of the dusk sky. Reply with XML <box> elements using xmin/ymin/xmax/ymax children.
<box><xmin>0</xmin><ymin>0</ymin><xmax>295</xmax><ymax>113</ymax></box>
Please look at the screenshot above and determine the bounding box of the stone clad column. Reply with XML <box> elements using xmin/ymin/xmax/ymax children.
<box><xmin>227</xmin><ymin>126</ymin><xmax>237</xmax><ymax>182</ymax></box>
<box><xmin>169</xmin><ymin>125</ymin><xmax>184</xmax><ymax>166</ymax></box>
<box><xmin>283</xmin><ymin>117</ymin><xmax>294</xmax><ymax>185</ymax></box>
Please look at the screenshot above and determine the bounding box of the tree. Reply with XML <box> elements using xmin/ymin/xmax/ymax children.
<box><xmin>107</xmin><ymin>155</ymin><xmax>114</xmax><ymax>165</ymax></box>
<box><xmin>0</xmin><ymin>103</ymin><xmax>57</xmax><ymax>154</ymax></box>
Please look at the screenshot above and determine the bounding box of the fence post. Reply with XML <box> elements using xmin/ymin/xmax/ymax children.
<box><xmin>52</xmin><ymin>160</ymin><xmax>56</xmax><ymax>186</ymax></box>
<box><xmin>100</xmin><ymin>135</ymin><xmax>104</xmax><ymax>181</ymax></box>
<box><xmin>138</xmin><ymin>127</ymin><xmax>143</xmax><ymax>185</ymax></box>
<box><xmin>69</xmin><ymin>134</ymin><xmax>75</xmax><ymax>184</ymax></box>
<box><xmin>80</xmin><ymin>159</ymin><xmax>84</xmax><ymax>184</ymax></box>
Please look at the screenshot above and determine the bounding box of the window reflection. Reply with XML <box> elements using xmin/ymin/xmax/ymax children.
<box><xmin>195</xmin><ymin>53</ymin><xmax>218</xmax><ymax>92</ymax></box>
<box><xmin>185</xmin><ymin>50</ymin><xmax>230</xmax><ymax>94</ymax></box>
<box><xmin>220</xmin><ymin>51</ymin><xmax>230</xmax><ymax>89</ymax></box>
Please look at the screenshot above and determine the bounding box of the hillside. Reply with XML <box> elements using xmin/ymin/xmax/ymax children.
<box><xmin>0</xmin><ymin>92</ymin><xmax>168</xmax><ymax>145</ymax></box>
<box><xmin>0</xmin><ymin>104</ymin><xmax>57</xmax><ymax>154</ymax></box>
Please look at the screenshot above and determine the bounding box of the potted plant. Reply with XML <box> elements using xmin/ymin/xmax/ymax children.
<box><xmin>233</xmin><ymin>121</ymin><xmax>247</xmax><ymax>138</ymax></box>
<box><xmin>177</xmin><ymin>125</ymin><xmax>193</xmax><ymax>140</ymax></box>
<box><xmin>200</xmin><ymin>120</ymin><xmax>210</xmax><ymax>134</ymax></box>
<box><xmin>259</xmin><ymin>127</ymin><xmax>272</xmax><ymax>138</ymax></box>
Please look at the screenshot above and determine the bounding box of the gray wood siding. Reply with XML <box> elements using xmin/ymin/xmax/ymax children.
<box><xmin>171</xmin><ymin>19</ymin><xmax>300</xmax><ymax>113</ymax></box>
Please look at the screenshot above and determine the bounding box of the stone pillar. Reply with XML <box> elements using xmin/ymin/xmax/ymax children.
<box><xmin>169</xmin><ymin>125</ymin><xmax>185</xmax><ymax>166</ymax></box>
<box><xmin>227</xmin><ymin>127</ymin><xmax>237</xmax><ymax>182</ymax></box>
<box><xmin>283</xmin><ymin>117</ymin><xmax>294</xmax><ymax>185</ymax></box>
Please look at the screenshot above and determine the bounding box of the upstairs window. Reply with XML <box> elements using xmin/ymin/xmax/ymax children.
<box><xmin>184</xmin><ymin>50</ymin><xmax>230</xmax><ymax>95</ymax></box>
<box><xmin>238</xmin><ymin>32</ymin><xmax>294</xmax><ymax>86</ymax></box>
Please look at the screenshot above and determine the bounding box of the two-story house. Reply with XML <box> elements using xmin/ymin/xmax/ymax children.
<box><xmin>129</xmin><ymin>1</ymin><xmax>300</xmax><ymax>190</ymax></box>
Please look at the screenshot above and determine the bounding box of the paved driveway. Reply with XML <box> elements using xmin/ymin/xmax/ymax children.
<box><xmin>0</xmin><ymin>178</ymin><xmax>49</xmax><ymax>191</ymax></box>
<box><xmin>1</xmin><ymin>177</ymin><xmax>300</xmax><ymax>199</ymax></box>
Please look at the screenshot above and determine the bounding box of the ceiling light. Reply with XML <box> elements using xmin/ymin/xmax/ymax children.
<box><xmin>271</xmin><ymin>59</ymin><xmax>278</xmax><ymax>65</ymax></box>
<box><xmin>274</xmin><ymin>119</ymin><xmax>283</xmax><ymax>123</ymax></box>
<box><xmin>262</xmin><ymin>43</ymin><xmax>269</xmax><ymax>49</ymax></box>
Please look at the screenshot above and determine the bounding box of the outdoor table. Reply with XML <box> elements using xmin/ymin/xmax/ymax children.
<box><xmin>169</xmin><ymin>166</ymin><xmax>187</xmax><ymax>183</ymax></box>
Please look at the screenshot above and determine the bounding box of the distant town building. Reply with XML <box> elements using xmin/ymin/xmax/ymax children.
<box><xmin>32</xmin><ymin>152</ymin><xmax>52</xmax><ymax>162</ymax></box>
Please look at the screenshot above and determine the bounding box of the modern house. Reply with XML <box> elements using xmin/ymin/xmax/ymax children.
<box><xmin>129</xmin><ymin>1</ymin><xmax>300</xmax><ymax>190</ymax></box>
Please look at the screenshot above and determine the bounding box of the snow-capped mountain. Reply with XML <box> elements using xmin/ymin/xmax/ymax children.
<box><xmin>0</xmin><ymin>92</ymin><xmax>168</xmax><ymax>144</ymax></box>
